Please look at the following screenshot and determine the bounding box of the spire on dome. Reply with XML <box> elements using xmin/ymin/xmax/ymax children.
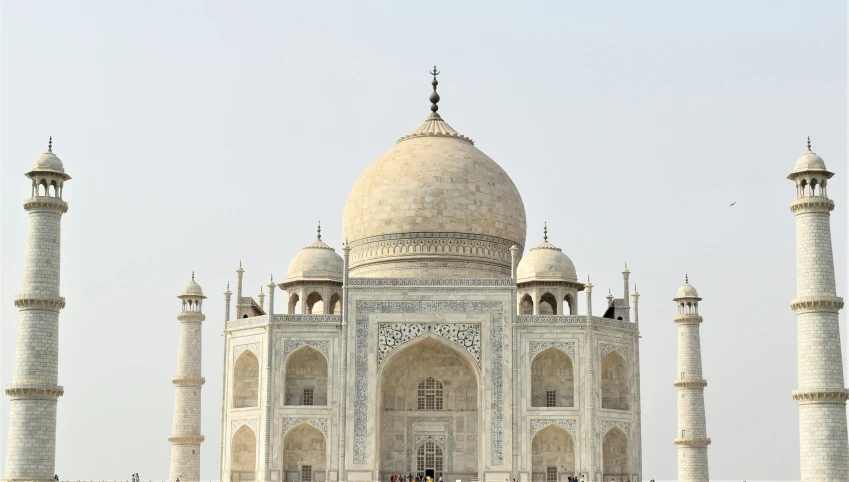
<box><xmin>429</xmin><ymin>65</ymin><xmax>440</xmax><ymax>113</ymax></box>
<box><xmin>543</xmin><ymin>222</ymin><xmax>548</xmax><ymax>242</ymax></box>
<box><xmin>807</xmin><ymin>135</ymin><xmax>812</xmax><ymax>152</ymax></box>
<box><xmin>192</xmin><ymin>271</ymin><xmax>195</xmax><ymax>281</ymax></box>
<box><xmin>48</xmin><ymin>136</ymin><xmax>53</xmax><ymax>153</ymax></box>
<box><xmin>317</xmin><ymin>221</ymin><xmax>322</xmax><ymax>241</ymax></box>
<box><xmin>685</xmin><ymin>273</ymin><xmax>689</xmax><ymax>283</ymax></box>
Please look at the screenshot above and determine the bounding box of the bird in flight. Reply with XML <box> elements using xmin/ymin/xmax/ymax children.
<box><xmin>729</xmin><ymin>202</ymin><xmax>736</xmax><ymax>207</ymax></box>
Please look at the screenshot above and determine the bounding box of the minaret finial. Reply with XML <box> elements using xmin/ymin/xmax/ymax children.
<box><xmin>48</xmin><ymin>136</ymin><xmax>53</xmax><ymax>153</ymax></box>
<box><xmin>191</xmin><ymin>271</ymin><xmax>195</xmax><ymax>281</ymax></box>
<box><xmin>317</xmin><ymin>221</ymin><xmax>322</xmax><ymax>240</ymax></box>
<box><xmin>270</xmin><ymin>274</ymin><xmax>274</xmax><ymax>283</ymax></box>
<box><xmin>429</xmin><ymin>65</ymin><xmax>441</xmax><ymax>113</ymax></box>
<box><xmin>227</xmin><ymin>282</ymin><xmax>230</xmax><ymax>290</ymax></box>
<box><xmin>807</xmin><ymin>135</ymin><xmax>812</xmax><ymax>152</ymax></box>
<box><xmin>543</xmin><ymin>222</ymin><xmax>548</xmax><ymax>242</ymax></box>
<box><xmin>685</xmin><ymin>273</ymin><xmax>689</xmax><ymax>283</ymax></box>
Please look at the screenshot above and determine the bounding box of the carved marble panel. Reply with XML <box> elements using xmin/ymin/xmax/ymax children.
<box><xmin>281</xmin><ymin>417</ymin><xmax>329</xmax><ymax>438</ymax></box>
<box><xmin>529</xmin><ymin>419</ymin><xmax>577</xmax><ymax>439</ymax></box>
<box><xmin>377</xmin><ymin>323</ymin><xmax>481</xmax><ymax>366</ymax></box>
<box><xmin>231</xmin><ymin>418</ymin><xmax>259</xmax><ymax>435</ymax></box>
<box><xmin>529</xmin><ymin>341</ymin><xmax>576</xmax><ymax>361</ymax></box>
<box><xmin>600</xmin><ymin>420</ymin><xmax>631</xmax><ymax>438</ymax></box>
<box><xmin>233</xmin><ymin>342</ymin><xmax>260</xmax><ymax>359</ymax></box>
<box><xmin>600</xmin><ymin>343</ymin><xmax>630</xmax><ymax>362</ymax></box>
<box><xmin>283</xmin><ymin>340</ymin><xmax>330</xmax><ymax>361</ymax></box>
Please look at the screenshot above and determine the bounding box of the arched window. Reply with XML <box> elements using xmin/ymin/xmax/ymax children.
<box><xmin>601</xmin><ymin>352</ymin><xmax>629</xmax><ymax>410</ymax></box>
<box><xmin>531</xmin><ymin>347</ymin><xmax>574</xmax><ymax>407</ymax></box>
<box><xmin>233</xmin><ymin>351</ymin><xmax>260</xmax><ymax>408</ymax></box>
<box><xmin>602</xmin><ymin>427</ymin><xmax>630</xmax><ymax>482</ymax></box>
<box><xmin>539</xmin><ymin>293</ymin><xmax>557</xmax><ymax>315</ymax></box>
<box><xmin>231</xmin><ymin>425</ymin><xmax>257</xmax><ymax>482</ymax></box>
<box><xmin>416</xmin><ymin>441</ymin><xmax>443</xmax><ymax>475</ymax></box>
<box><xmin>520</xmin><ymin>294</ymin><xmax>534</xmax><ymax>315</ymax></box>
<box><xmin>328</xmin><ymin>293</ymin><xmax>341</xmax><ymax>314</ymax></box>
<box><xmin>306</xmin><ymin>292</ymin><xmax>323</xmax><ymax>314</ymax></box>
<box><xmin>417</xmin><ymin>377</ymin><xmax>444</xmax><ymax>410</ymax></box>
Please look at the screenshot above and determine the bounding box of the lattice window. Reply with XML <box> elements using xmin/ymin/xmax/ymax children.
<box><xmin>416</xmin><ymin>441</ymin><xmax>443</xmax><ymax>473</ymax></box>
<box><xmin>301</xmin><ymin>465</ymin><xmax>312</xmax><ymax>482</ymax></box>
<box><xmin>545</xmin><ymin>390</ymin><xmax>557</xmax><ymax>407</ymax></box>
<box><xmin>417</xmin><ymin>377</ymin><xmax>444</xmax><ymax>410</ymax></box>
<box><xmin>546</xmin><ymin>467</ymin><xmax>557</xmax><ymax>482</ymax></box>
<box><xmin>303</xmin><ymin>388</ymin><xmax>314</xmax><ymax>406</ymax></box>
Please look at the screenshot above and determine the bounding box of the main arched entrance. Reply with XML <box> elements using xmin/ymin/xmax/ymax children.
<box><xmin>378</xmin><ymin>336</ymin><xmax>480</xmax><ymax>481</ymax></box>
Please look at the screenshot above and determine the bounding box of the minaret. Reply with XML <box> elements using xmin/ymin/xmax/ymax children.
<box><xmin>788</xmin><ymin>138</ymin><xmax>849</xmax><ymax>480</ymax></box>
<box><xmin>673</xmin><ymin>275</ymin><xmax>710</xmax><ymax>482</ymax></box>
<box><xmin>4</xmin><ymin>138</ymin><xmax>71</xmax><ymax>482</ymax></box>
<box><xmin>169</xmin><ymin>274</ymin><xmax>206</xmax><ymax>482</ymax></box>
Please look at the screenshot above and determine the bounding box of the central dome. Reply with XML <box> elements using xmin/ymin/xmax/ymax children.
<box><xmin>342</xmin><ymin>105</ymin><xmax>527</xmax><ymax>278</ymax></box>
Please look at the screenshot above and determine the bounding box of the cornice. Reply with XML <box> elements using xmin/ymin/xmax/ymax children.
<box><xmin>516</xmin><ymin>279</ymin><xmax>585</xmax><ymax>291</ymax></box>
<box><xmin>14</xmin><ymin>295</ymin><xmax>66</xmax><ymax>311</ymax></box>
<box><xmin>23</xmin><ymin>196</ymin><xmax>68</xmax><ymax>214</ymax></box>
<box><xmin>5</xmin><ymin>383</ymin><xmax>64</xmax><ymax>400</ymax></box>
<box><xmin>790</xmin><ymin>296</ymin><xmax>844</xmax><ymax>312</ymax></box>
<box><xmin>347</xmin><ymin>278</ymin><xmax>515</xmax><ymax>287</ymax></box>
<box><xmin>792</xmin><ymin>388</ymin><xmax>849</xmax><ymax>403</ymax></box>
<box><xmin>673</xmin><ymin>314</ymin><xmax>703</xmax><ymax>325</ymax></box>
<box><xmin>279</xmin><ymin>279</ymin><xmax>342</xmax><ymax>290</ymax></box>
<box><xmin>177</xmin><ymin>312</ymin><xmax>206</xmax><ymax>322</ymax></box>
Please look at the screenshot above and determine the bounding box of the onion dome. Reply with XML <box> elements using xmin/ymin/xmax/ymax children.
<box><xmin>516</xmin><ymin>224</ymin><xmax>577</xmax><ymax>283</ymax></box>
<box><xmin>674</xmin><ymin>274</ymin><xmax>700</xmax><ymax>300</ymax></box>
<box><xmin>342</xmin><ymin>67</ymin><xmax>526</xmax><ymax>278</ymax></box>
<box><xmin>32</xmin><ymin>136</ymin><xmax>66</xmax><ymax>174</ymax></box>
<box><xmin>180</xmin><ymin>272</ymin><xmax>206</xmax><ymax>298</ymax></box>
<box><xmin>286</xmin><ymin>224</ymin><xmax>344</xmax><ymax>282</ymax></box>
<box><xmin>793</xmin><ymin>136</ymin><xmax>827</xmax><ymax>172</ymax></box>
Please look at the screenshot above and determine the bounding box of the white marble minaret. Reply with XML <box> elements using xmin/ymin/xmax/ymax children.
<box><xmin>169</xmin><ymin>274</ymin><xmax>206</xmax><ymax>482</ymax></box>
<box><xmin>788</xmin><ymin>138</ymin><xmax>849</xmax><ymax>481</ymax></box>
<box><xmin>4</xmin><ymin>138</ymin><xmax>71</xmax><ymax>482</ymax></box>
<box><xmin>673</xmin><ymin>276</ymin><xmax>710</xmax><ymax>482</ymax></box>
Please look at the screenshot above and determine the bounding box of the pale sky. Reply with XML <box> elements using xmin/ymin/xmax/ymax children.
<box><xmin>1</xmin><ymin>1</ymin><xmax>846</xmax><ymax>480</ymax></box>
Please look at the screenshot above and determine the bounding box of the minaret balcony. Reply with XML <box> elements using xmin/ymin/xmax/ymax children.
<box><xmin>14</xmin><ymin>295</ymin><xmax>66</xmax><ymax>310</ymax></box>
<box><xmin>792</xmin><ymin>388</ymin><xmax>849</xmax><ymax>403</ymax></box>
<box><xmin>673</xmin><ymin>314</ymin><xmax>702</xmax><ymax>325</ymax></box>
<box><xmin>790</xmin><ymin>196</ymin><xmax>834</xmax><ymax>213</ymax></box>
<box><xmin>674</xmin><ymin>438</ymin><xmax>711</xmax><ymax>447</ymax></box>
<box><xmin>5</xmin><ymin>383</ymin><xmax>64</xmax><ymax>400</ymax></box>
<box><xmin>673</xmin><ymin>379</ymin><xmax>707</xmax><ymax>389</ymax></box>
<box><xmin>790</xmin><ymin>296</ymin><xmax>844</xmax><ymax>312</ymax></box>
<box><xmin>177</xmin><ymin>311</ymin><xmax>206</xmax><ymax>322</ymax></box>
<box><xmin>172</xmin><ymin>376</ymin><xmax>205</xmax><ymax>387</ymax></box>
<box><xmin>167</xmin><ymin>434</ymin><xmax>205</xmax><ymax>444</ymax></box>
<box><xmin>23</xmin><ymin>196</ymin><xmax>68</xmax><ymax>214</ymax></box>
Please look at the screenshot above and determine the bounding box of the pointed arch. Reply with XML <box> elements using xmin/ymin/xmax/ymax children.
<box><xmin>282</xmin><ymin>423</ymin><xmax>327</xmax><ymax>482</ymax></box>
<box><xmin>531</xmin><ymin>425</ymin><xmax>576</xmax><ymax>482</ymax></box>
<box><xmin>531</xmin><ymin>346</ymin><xmax>575</xmax><ymax>407</ymax></box>
<box><xmin>328</xmin><ymin>293</ymin><xmax>341</xmax><ymax>314</ymax></box>
<box><xmin>289</xmin><ymin>293</ymin><xmax>301</xmax><ymax>314</ymax></box>
<box><xmin>563</xmin><ymin>293</ymin><xmax>574</xmax><ymax>315</ymax></box>
<box><xmin>231</xmin><ymin>425</ymin><xmax>258</xmax><ymax>481</ymax></box>
<box><xmin>539</xmin><ymin>292</ymin><xmax>557</xmax><ymax>315</ymax></box>
<box><xmin>306</xmin><ymin>292</ymin><xmax>323</xmax><ymax>314</ymax></box>
<box><xmin>602</xmin><ymin>426</ymin><xmax>630</xmax><ymax>481</ymax></box>
<box><xmin>233</xmin><ymin>351</ymin><xmax>260</xmax><ymax>408</ymax></box>
<box><xmin>285</xmin><ymin>346</ymin><xmax>328</xmax><ymax>406</ymax></box>
<box><xmin>601</xmin><ymin>351</ymin><xmax>629</xmax><ymax>410</ymax></box>
<box><xmin>520</xmin><ymin>294</ymin><xmax>534</xmax><ymax>315</ymax></box>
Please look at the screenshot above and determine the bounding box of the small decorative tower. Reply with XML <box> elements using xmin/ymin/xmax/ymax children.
<box><xmin>169</xmin><ymin>274</ymin><xmax>206</xmax><ymax>482</ymax></box>
<box><xmin>788</xmin><ymin>138</ymin><xmax>849</xmax><ymax>480</ymax></box>
<box><xmin>4</xmin><ymin>138</ymin><xmax>70</xmax><ymax>482</ymax></box>
<box><xmin>673</xmin><ymin>275</ymin><xmax>710</xmax><ymax>482</ymax></box>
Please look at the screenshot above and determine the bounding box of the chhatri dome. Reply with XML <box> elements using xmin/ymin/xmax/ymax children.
<box><xmin>180</xmin><ymin>273</ymin><xmax>205</xmax><ymax>297</ymax></box>
<box><xmin>674</xmin><ymin>274</ymin><xmax>700</xmax><ymax>299</ymax></box>
<box><xmin>31</xmin><ymin>136</ymin><xmax>66</xmax><ymax>174</ymax></box>
<box><xmin>792</xmin><ymin>136</ymin><xmax>827</xmax><ymax>172</ymax></box>
<box><xmin>286</xmin><ymin>223</ymin><xmax>344</xmax><ymax>282</ymax></box>
<box><xmin>342</xmin><ymin>67</ymin><xmax>527</xmax><ymax>278</ymax></box>
<box><xmin>517</xmin><ymin>223</ymin><xmax>578</xmax><ymax>283</ymax></box>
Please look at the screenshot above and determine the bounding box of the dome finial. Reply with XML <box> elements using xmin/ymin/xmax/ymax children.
<box><xmin>48</xmin><ymin>136</ymin><xmax>53</xmax><ymax>153</ymax></box>
<box><xmin>543</xmin><ymin>222</ymin><xmax>548</xmax><ymax>242</ymax></box>
<box><xmin>807</xmin><ymin>135</ymin><xmax>812</xmax><ymax>152</ymax></box>
<box><xmin>685</xmin><ymin>273</ymin><xmax>689</xmax><ymax>283</ymax></box>
<box><xmin>317</xmin><ymin>221</ymin><xmax>322</xmax><ymax>241</ymax></box>
<box><xmin>429</xmin><ymin>65</ymin><xmax>441</xmax><ymax>113</ymax></box>
<box><xmin>192</xmin><ymin>271</ymin><xmax>195</xmax><ymax>281</ymax></box>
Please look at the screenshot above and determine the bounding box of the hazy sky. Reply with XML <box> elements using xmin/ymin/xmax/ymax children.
<box><xmin>1</xmin><ymin>1</ymin><xmax>846</xmax><ymax>480</ymax></box>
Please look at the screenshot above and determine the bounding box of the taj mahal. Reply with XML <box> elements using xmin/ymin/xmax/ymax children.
<box><xmin>3</xmin><ymin>69</ymin><xmax>848</xmax><ymax>482</ymax></box>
